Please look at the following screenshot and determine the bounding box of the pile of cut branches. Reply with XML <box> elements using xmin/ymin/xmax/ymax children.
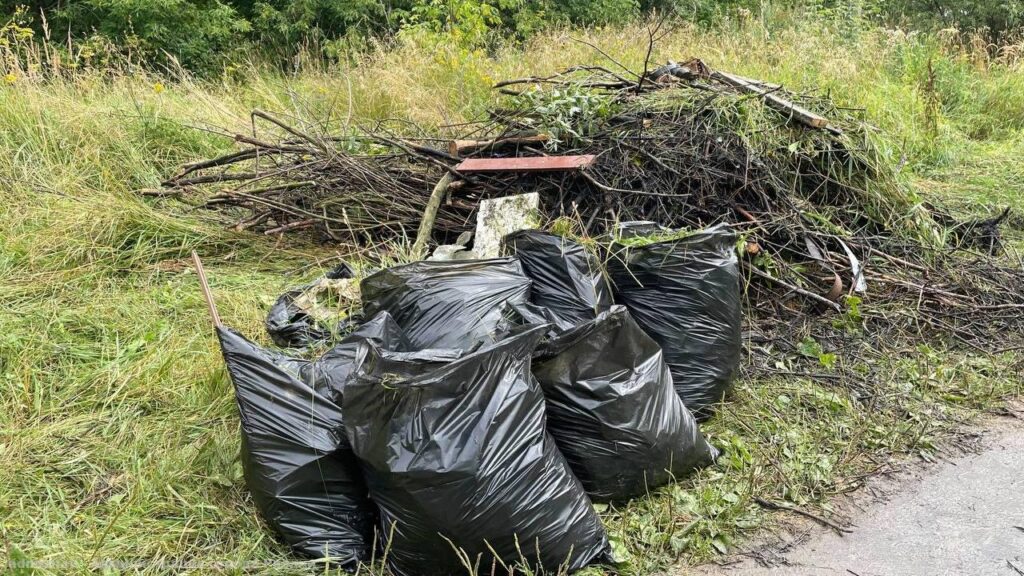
<box><xmin>158</xmin><ymin>111</ymin><xmax>470</xmax><ymax>242</ymax></box>
<box><xmin>159</xmin><ymin>60</ymin><xmax>923</xmax><ymax>246</ymax></box>
<box><xmin>155</xmin><ymin>58</ymin><xmax>1024</xmax><ymax>355</ymax></box>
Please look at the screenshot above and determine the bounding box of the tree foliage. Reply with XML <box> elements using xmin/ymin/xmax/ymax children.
<box><xmin>869</xmin><ymin>0</ymin><xmax>1024</xmax><ymax>39</ymax></box>
<box><xmin>1</xmin><ymin>0</ymin><xmax>1022</xmax><ymax>74</ymax></box>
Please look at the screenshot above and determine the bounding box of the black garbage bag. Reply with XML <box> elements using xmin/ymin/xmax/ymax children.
<box><xmin>309</xmin><ymin>311</ymin><xmax>412</xmax><ymax>402</ymax></box>
<box><xmin>343</xmin><ymin>326</ymin><xmax>611</xmax><ymax>576</ymax></box>
<box><xmin>359</xmin><ymin>258</ymin><xmax>531</xmax><ymax>349</ymax></box>
<box><xmin>265</xmin><ymin>262</ymin><xmax>355</xmax><ymax>348</ymax></box>
<box><xmin>503</xmin><ymin>230</ymin><xmax>612</xmax><ymax>329</ymax></box>
<box><xmin>532</xmin><ymin>305</ymin><xmax>719</xmax><ymax>502</ymax></box>
<box><xmin>606</xmin><ymin>224</ymin><xmax>742</xmax><ymax>419</ymax></box>
<box><xmin>216</xmin><ymin>320</ymin><xmax>381</xmax><ymax>568</ymax></box>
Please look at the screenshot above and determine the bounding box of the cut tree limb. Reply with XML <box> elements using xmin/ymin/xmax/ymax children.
<box><xmin>714</xmin><ymin>71</ymin><xmax>833</xmax><ymax>131</ymax></box>
<box><xmin>412</xmin><ymin>173</ymin><xmax>454</xmax><ymax>259</ymax></box>
<box><xmin>449</xmin><ymin>134</ymin><xmax>549</xmax><ymax>157</ymax></box>
<box><xmin>745</xmin><ymin>262</ymin><xmax>843</xmax><ymax>312</ymax></box>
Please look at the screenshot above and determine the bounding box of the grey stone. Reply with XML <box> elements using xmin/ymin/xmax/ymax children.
<box><xmin>472</xmin><ymin>193</ymin><xmax>542</xmax><ymax>259</ymax></box>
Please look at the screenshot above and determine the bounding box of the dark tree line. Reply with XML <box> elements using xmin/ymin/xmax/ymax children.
<box><xmin>2</xmin><ymin>1</ymin><xmax>1020</xmax><ymax>74</ymax></box>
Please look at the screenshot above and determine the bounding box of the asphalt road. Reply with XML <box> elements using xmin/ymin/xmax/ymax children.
<box><xmin>694</xmin><ymin>413</ymin><xmax>1024</xmax><ymax>576</ymax></box>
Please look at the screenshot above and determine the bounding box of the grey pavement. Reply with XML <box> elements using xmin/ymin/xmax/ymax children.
<box><xmin>693</xmin><ymin>414</ymin><xmax>1024</xmax><ymax>576</ymax></box>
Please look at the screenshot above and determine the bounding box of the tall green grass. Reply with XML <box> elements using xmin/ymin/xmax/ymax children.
<box><xmin>1</xmin><ymin>18</ymin><xmax>1022</xmax><ymax>575</ymax></box>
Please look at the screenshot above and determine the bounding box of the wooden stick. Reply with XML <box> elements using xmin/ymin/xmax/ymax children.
<box><xmin>137</xmin><ymin>188</ymin><xmax>182</xmax><ymax>197</ymax></box>
<box><xmin>745</xmin><ymin>262</ymin><xmax>843</xmax><ymax>312</ymax></box>
<box><xmin>411</xmin><ymin>173</ymin><xmax>454</xmax><ymax>260</ymax></box>
<box><xmin>714</xmin><ymin>71</ymin><xmax>832</xmax><ymax>130</ymax></box>
<box><xmin>263</xmin><ymin>219</ymin><xmax>317</xmax><ymax>235</ymax></box>
<box><xmin>448</xmin><ymin>134</ymin><xmax>549</xmax><ymax>157</ymax></box>
<box><xmin>866</xmin><ymin>246</ymin><xmax>929</xmax><ymax>273</ymax></box>
<box><xmin>754</xmin><ymin>498</ymin><xmax>853</xmax><ymax>535</ymax></box>
<box><xmin>191</xmin><ymin>251</ymin><xmax>222</xmax><ymax>328</ymax></box>
<box><xmin>251</xmin><ymin>110</ymin><xmax>326</xmax><ymax>152</ymax></box>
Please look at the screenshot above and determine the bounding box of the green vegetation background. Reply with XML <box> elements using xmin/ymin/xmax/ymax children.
<box><xmin>2</xmin><ymin>0</ymin><xmax>1023</xmax><ymax>73</ymax></box>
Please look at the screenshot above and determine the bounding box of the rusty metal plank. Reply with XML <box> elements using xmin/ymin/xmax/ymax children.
<box><xmin>455</xmin><ymin>155</ymin><xmax>596</xmax><ymax>173</ymax></box>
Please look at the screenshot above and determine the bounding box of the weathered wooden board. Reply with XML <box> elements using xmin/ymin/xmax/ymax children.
<box><xmin>455</xmin><ymin>155</ymin><xmax>596</xmax><ymax>173</ymax></box>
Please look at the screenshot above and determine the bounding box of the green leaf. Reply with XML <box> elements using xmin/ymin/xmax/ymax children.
<box><xmin>797</xmin><ymin>337</ymin><xmax>822</xmax><ymax>358</ymax></box>
<box><xmin>711</xmin><ymin>536</ymin><xmax>729</xmax><ymax>554</ymax></box>
<box><xmin>608</xmin><ymin>535</ymin><xmax>634</xmax><ymax>566</ymax></box>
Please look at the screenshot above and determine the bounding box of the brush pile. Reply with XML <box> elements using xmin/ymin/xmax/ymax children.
<box><xmin>157</xmin><ymin>58</ymin><xmax>1024</xmax><ymax>355</ymax></box>
<box><xmin>160</xmin><ymin>60</ymin><xmax>914</xmax><ymax>241</ymax></box>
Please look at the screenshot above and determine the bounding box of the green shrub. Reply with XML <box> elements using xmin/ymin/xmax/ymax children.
<box><xmin>4</xmin><ymin>0</ymin><xmax>251</xmax><ymax>71</ymax></box>
<box><xmin>236</xmin><ymin>0</ymin><xmax>402</xmax><ymax>64</ymax></box>
<box><xmin>3</xmin><ymin>0</ymin><xmax>1024</xmax><ymax>76</ymax></box>
<box><xmin>869</xmin><ymin>0</ymin><xmax>1024</xmax><ymax>40</ymax></box>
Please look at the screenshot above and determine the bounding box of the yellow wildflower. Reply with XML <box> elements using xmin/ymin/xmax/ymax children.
<box><xmin>153</xmin><ymin>82</ymin><xmax>165</xmax><ymax>94</ymax></box>
<box><xmin>3</xmin><ymin>73</ymin><xmax>15</xmax><ymax>85</ymax></box>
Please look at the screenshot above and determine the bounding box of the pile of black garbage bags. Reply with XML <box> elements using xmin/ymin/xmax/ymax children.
<box><xmin>216</xmin><ymin>224</ymin><xmax>742</xmax><ymax>574</ymax></box>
